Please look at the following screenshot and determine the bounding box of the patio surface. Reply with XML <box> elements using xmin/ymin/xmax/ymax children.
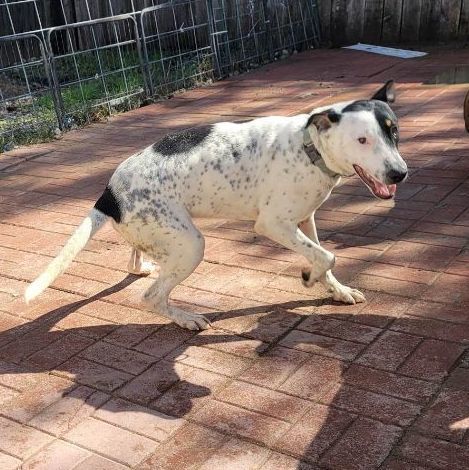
<box><xmin>1</xmin><ymin>47</ymin><xmax>469</xmax><ymax>469</ymax></box>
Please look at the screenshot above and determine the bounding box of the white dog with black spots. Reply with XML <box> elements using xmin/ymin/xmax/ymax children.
<box><xmin>26</xmin><ymin>80</ymin><xmax>408</xmax><ymax>330</ymax></box>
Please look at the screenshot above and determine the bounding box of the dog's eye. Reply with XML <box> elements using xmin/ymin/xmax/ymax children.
<box><xmin>358</xmin><ymin>137</ymin><xmax>367</xmax><ymax>144</ymax></box>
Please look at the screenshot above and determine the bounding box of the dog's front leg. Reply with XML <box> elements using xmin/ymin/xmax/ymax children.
<box><xmin>299</xmin><ymin>215</ymin><xmax>365</xmax><ymax>304</ymax></box>
<box><xmin>255</xmin><ymin>217</ymin><xmax>335</xmax><ymax>284</ymax></box>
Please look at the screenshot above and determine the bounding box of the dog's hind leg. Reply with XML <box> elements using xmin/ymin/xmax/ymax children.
<box><xmin>140</xmin><ymin>219</ymin><xmax>210</xmax><ymax>331</ymax></box>
<box><xmin>127</xmin><ymin>248</ymin><xmax>155</xmax><ymax>276</ymax></box>
<box><xmin>299</xmin><ymin>215</ymin><xmax>365</xmax><ymax>304</ymax></box>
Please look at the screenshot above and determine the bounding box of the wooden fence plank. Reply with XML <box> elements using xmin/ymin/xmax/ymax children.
<box><xmin>459</xmin><ymin>0</ymin><xmax>469</xmax><ymax>38</ymax></box>
<box><xmin>331</xmin><ymin>0</ymin><xmax>348</xmax><ymax>46</ymax></box>
<box><xmin>428</xmin><ymin>0</ymin><xmax>444</xmax><ymax>40</ymax></box>
<box><xmin>346</xmin><ymin>0</ymin><xmax>365</xmax><ymax>44</ymax></box>
<box><xmin>109</xmin><ymin>0</ymin><xmax>134</xmax><ymax>15</ymax></box>
<box><xmin>418</xmin><ymin>0</ymin><xmax>434</xmax><ymax>42</ymax></box>
<box><xmin>381</xmin><ymin>0</ymin><xmax>403</xmax><ymax>43</ymax></box>
<box><xmin>401</xmin><ymin>0</ymin><xmax>423</xmax><ymax>42</ymax></box>
<box><xmin>345</xmin><ymin>0</ymin><xmax>360</xmax><ymax>42</ymax></box>
<box><xmin>318</xmin><ymin>0</ymin><xmax>333</xmax><ymax>44</ymax></box>
<box><xmin>440</xmin><ymin>0</ymin><xmax>463</xmax><ymax>40</ymax></box>
<box><xmin>59</xmin><ymin>0</ymin><xmax>76</xmax><ymax>23</ymax></box>
<box><xmin>363</xmin><ymin>0</ymin><xmax>384</xmax><ymax>43</ymax></box>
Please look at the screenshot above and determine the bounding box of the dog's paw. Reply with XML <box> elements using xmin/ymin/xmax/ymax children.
<box><xmin>173</xmin><ymin>310</ymin><xmax>212</xmax><ymax>331</ymax></box>
<box><xmin>332</xmin><ymin>285</ymin><xmax>366</xmax><ymax>304</ymax></box>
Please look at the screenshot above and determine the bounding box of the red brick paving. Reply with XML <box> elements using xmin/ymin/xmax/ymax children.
<box><xmin>0</xmin><ymin>47</ymin><xmax>468</xmax><ymax>468</ymax></box>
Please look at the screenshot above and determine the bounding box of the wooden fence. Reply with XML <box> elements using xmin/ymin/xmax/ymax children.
<box><xmin>2</xmin><ymin>1</ymin><xmax>469</xmax><ymax>47</ymax></box>
<box><xmin>318</xmin><ymin>0</ymin><xmax>469</xmax><ymax>47</ymax></box>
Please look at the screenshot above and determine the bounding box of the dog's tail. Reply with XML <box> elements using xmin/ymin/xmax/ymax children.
<box><xmin>24</xmin><ymin>208</ymin><xmax>107</xmax><ymax>303</ymax></box>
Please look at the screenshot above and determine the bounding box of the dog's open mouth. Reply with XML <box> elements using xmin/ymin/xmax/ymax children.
<box><xmin>353</xmin><ymin>164</ymin><xmax>397</xmax><ymax>200</ymax></box>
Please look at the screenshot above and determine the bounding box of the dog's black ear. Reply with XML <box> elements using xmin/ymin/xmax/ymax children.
<box><xmin>306</xmin><ymin>110</ymin><xmax>341</xmax><ymax>132</ymax></box>
<box><xmin>371</xmin><ymin>80</ymin><xmax>396</xmax><ymax>103</ymax></box>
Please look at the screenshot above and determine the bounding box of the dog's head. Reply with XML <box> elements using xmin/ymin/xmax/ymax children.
<box><xmin>306</xmin><ymin>80</ymin><xmax>407</xmax><ymax>199</ymax></box>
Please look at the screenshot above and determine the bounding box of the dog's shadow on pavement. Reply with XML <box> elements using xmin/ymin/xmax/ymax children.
<box><xmin>0</xmin><ymin>277</ymin><xmax>465</xmax><ymax>468</ymax></box>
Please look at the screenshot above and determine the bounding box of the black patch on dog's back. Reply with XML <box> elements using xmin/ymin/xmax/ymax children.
<box><xmin>94</xmin><ymin>186</ymin><xmax>122</xmax><ymax>223</ymax></box>
<box><xmin>343</xmin><ymin>100</ymin><xmax>398</xmax><ymax>146</ymax></box>
<box><xmin>152</xmin><ymin>125</ymin><xmax>213</xmax><ymax>156</ymax></box>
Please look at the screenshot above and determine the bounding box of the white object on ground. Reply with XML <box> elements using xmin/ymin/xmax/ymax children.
<box><xmin>343</xmin><ymin>43</ymin><xmax>427</xmax><ymax>59</ymax></box>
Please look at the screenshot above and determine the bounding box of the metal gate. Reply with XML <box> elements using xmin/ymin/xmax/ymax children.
<box><xmin>208</xmin><ymin>0</ymin><xmax>320</xmax><ymax>73</ymax></box>
<box><xmin>46</xmin><ymin>14</ymin><xmax>148</xmax><ymax>128</ymax></box>
<box><xmin>0</xmin><ymin>0</ymin><xmax>320</xmax><ymax>151</ymax></box>
<box><xmin>141</xmin><ymin>1</ymin><xmax>217</xmax><ymax>97</ymax></box>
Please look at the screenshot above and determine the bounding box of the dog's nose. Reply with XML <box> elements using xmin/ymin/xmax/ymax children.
<box><xmin>387</xmin><ymin>169</ymin><xmax>407</xmax><ymax>184</ymax></box>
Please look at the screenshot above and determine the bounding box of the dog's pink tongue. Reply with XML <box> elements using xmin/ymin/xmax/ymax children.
<box><xmin>374</xmin><ymin>181</ymin><xmax>397</xmax><ymax>198</ymax></box>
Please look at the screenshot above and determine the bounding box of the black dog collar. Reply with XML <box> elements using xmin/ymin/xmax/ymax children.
<box><xmin>303</xmin><ymin>130</ymin><xmax>340</xmax><ymax>179</ymax></box>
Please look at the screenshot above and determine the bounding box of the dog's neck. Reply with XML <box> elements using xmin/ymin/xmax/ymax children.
<box><xmin>302</xmin><ymin>129</ymin><xmax>340</xmax><ymax>179</ymax></box>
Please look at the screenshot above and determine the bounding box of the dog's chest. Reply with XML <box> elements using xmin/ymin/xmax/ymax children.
<box><xmin>266</xmin><ymin>163</ymin><xmax>336</xmax><ymax>219</ymax></box>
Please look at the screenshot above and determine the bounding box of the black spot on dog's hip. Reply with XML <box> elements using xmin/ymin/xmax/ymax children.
<box><xmin>95</xmin><ymin>186</ymin><xmax>122</xmax><ymax>223</ymax></box>
<box><xmin>152</xmin><ymin>125</ymin><xmax>213</xmax><ymax>156</ymax></box>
